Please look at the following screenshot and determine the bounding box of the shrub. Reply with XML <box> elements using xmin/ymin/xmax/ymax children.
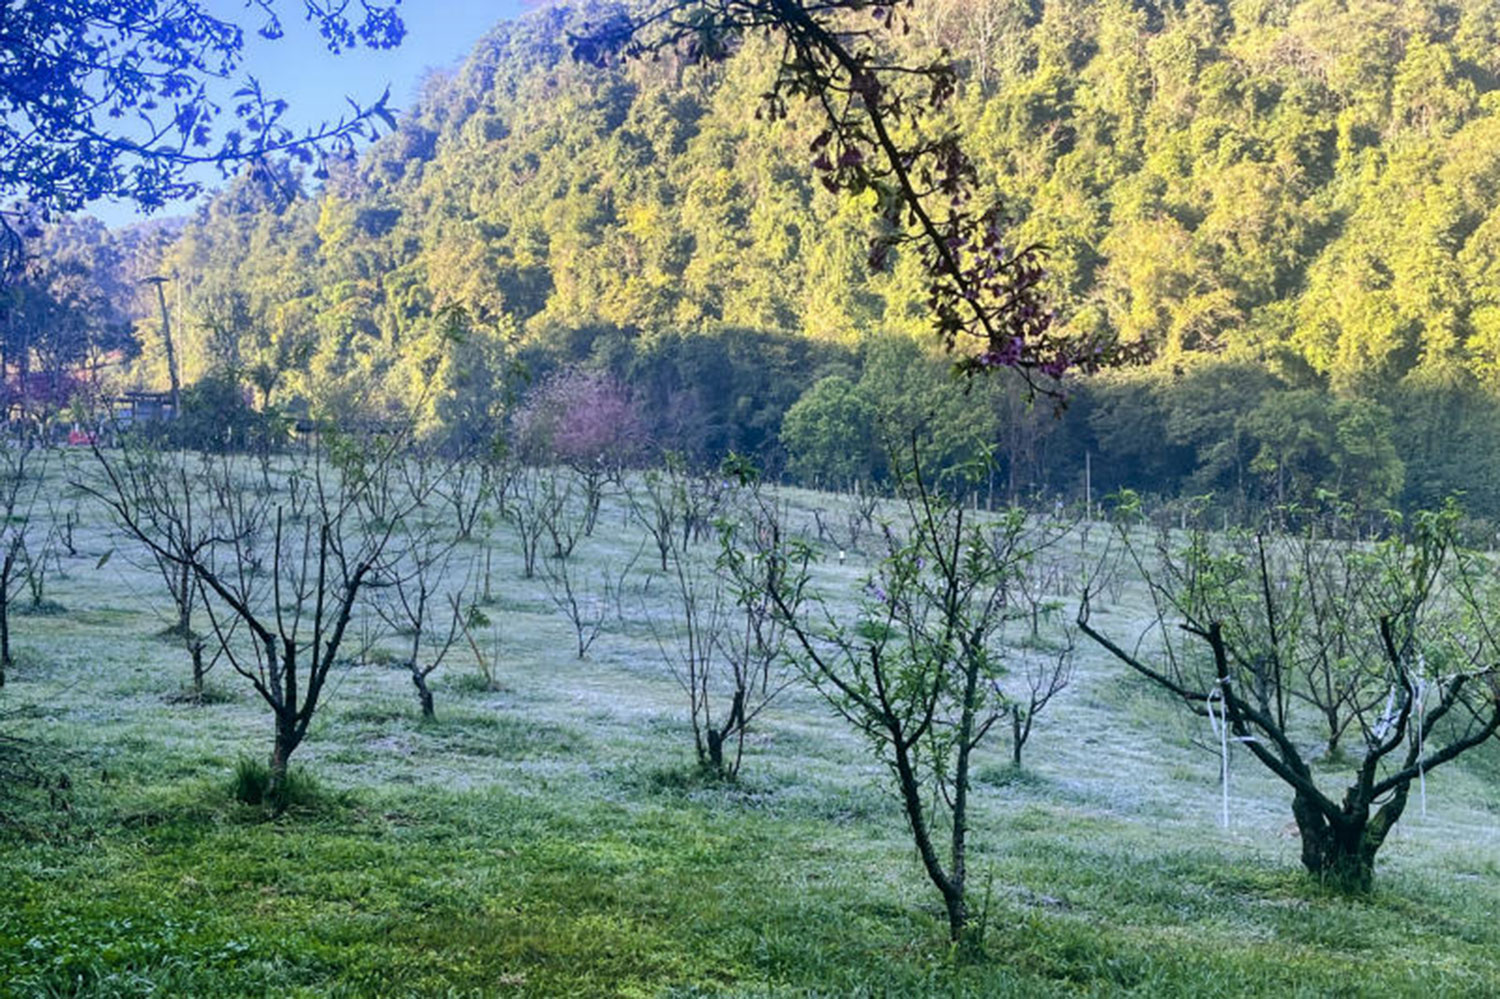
<box><xmin>230</xmin><ymin>756</ymin><xmax>323</xmax><ymax>812</ymax></box>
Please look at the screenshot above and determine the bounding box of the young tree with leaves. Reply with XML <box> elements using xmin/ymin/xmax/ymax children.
<box><xmin>747</xmin><ymin>442</ymin><xmax>1045</xmax><ymax>943</ymax></box>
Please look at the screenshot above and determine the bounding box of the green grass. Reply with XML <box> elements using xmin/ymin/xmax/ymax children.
<box><xmin>4</xmin><ymin>779</ymin><xmax>1497</xmax><ymax>997</ymax></box>
<box><xmin>0</xmin><ymin>470</ymin><xmax>1498</xmax><ymax>996</ymax></box>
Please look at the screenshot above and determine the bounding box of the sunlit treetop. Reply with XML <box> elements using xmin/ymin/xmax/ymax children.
<box><xmin>0</xmin><ymin>0</ymin><xmax>404</xmax><ymax>258</ymax></box>
<box><xmin>573</xmin><ymin>0</ymin><xmax>1144</xmax><ymax>396</ymax></box>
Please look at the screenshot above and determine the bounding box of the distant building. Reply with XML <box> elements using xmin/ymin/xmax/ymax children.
<box><xmin>112</xmin><ymin>390</ymin><xmax>176</xmax><ymax>426</ymax></box>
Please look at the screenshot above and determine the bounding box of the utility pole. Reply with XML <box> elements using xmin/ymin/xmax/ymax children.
<box><xmin>143</xmin><ymin>276</ymin><xmax>180</xmax><ymax>418</ymax></box>
<box><xmin>1084</xmin><ymin>450</ymin><xmax>1092</xmax><ymax>521</ymax></box>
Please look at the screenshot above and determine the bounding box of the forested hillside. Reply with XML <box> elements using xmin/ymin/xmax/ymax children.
<box><xmin>84</xmin><ymin>0</ymin><xmax>1500</xmax><ymax>516</ymax></box>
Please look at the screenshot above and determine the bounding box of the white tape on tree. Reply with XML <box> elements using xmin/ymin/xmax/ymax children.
<box><xmin>1208</xmin><ymin>681</ymin><xmax>1230</xmax><ymax>829</ymax></box>
<box><xmin>1415</xmin><ymin>675</ymin><xmax>1429</xmax><ymax>820</ymax></box>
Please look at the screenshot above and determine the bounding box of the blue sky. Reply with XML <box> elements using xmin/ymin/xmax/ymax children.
<box><xmin>90</xmin><ymin>1</ymin><xmax>536</xmax><ymax>228</ymax></box>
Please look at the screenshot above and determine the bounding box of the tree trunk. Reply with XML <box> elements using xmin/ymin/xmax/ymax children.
<box><xmin>706</xmin><ymin>727</ymin><xmax>723</xmax><ymax>772</ymax></box>
<box><xmin>177</xmin><ymin>562</ymin><xmax>192</xmax><ymax>635</ymax></box>
<box><xmin>943</xmin><ymin>888</ymin><xmax>968</xmax><ymax>944</ymax></box>
<box><xmin>703</xmin><ymin>690</ymin><xmax>747</xmax><ymax>777</ymax></box>
<box><xmin>1292</xmin><ymin>787</ymin><xmax>1406</xmax><ymax>892</ymax></box>
<box><xmin>412</xmin><ymin>668</ymin><xmax>435</xmax><ymax>720</ymax></box>
<box><xmin>268</xmin><ymin>719</ymin><xmax>298</xmax><ymax>809</ymax></box>
<box><xmin>583</xmin><ymin>476</ymin><xmax>601</xmax><ymax>536</ymax></box>
<box><xmin>890</xmin><ymin>739</ymin><xmax>967</xmax><ymax>944</ymax></box>
<box><xmin>1011</xmin><ymin>709</ymin><xmax>1023</xmax><ymax>768</ymax></box>
<box><xmin>190</xmin><ymin>640</ymin><xmax>206</xmax><ymax>701</ymax></box>
<box><xmin>1</xmin><ymin>584</ymin><xmax>12</xmax><ymax>677</ymax></box>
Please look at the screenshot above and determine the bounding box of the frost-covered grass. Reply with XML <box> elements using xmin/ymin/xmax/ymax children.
<box><xmin>0</xmin><ymin>462</ymin><xmax>1498</xmax><ymax>997</ymax></box>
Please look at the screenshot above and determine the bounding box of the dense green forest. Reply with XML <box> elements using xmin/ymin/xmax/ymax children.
<box><xmin>26</xmin><ymin>0</ymin><xmax>1500</xmax><ymax>517</ymax></box>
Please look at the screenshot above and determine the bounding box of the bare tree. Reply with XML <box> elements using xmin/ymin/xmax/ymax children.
<box><xmin>991</xmin><ymin>518</ymin><xmax>1077</xmax><ymax>769</ymax></box>
<box><xmin>49</xmin><ymin>489</ymin><xmax>81</xmax><ymax>559</ymax></box>
<box><xmin>843</xmin><ymin>483</ymin><xmax>880</xmax><ymax>554</ymax></box>
<box><xmin>508</xmin><ymin>465</ymin><xmax>560</xmax><ymax>580</ymax></box>
<box><xmin>1002</xmin><ymin>632</ymin><xmax>1074</xmax><ymax>769</ymax></box>
<box><xmin>92</xmin><ymin>432</ymin><xmax>422</xmax><ymax>802</ymax></box>
<box><xmin>637</xmin><ymin>460</ymin><xmax>790</xmax><ymax>777</ymax></box>
<box><xmin>90</xmin><ymin>443</ymin><xmax>217</xmax><ymax>698</ymax></box>
<box><xmin>20</xmin><ymin>516</ymin><xmax>63</xmax><ymax>615</ymax></box>
<box><xmin>809</xmin><ymin>506</ymin><xmax>835</xmax><ymax>548</ymax></box>
<box><xmin>539</xmin><ymin>470</ymin><xmax>587</xmax><ymax>562</ymax></box>
<box><xmin>472</xmin><ymin>450</ymin><xmax>516</xmax><ymax>605</ymax></box>
<box><xmin>1079</xmin><ymin>499</ymin><xmax>1500</xmax><ymax>890</ymax></box>
<box><xmin>647</xmin><ymin>529</ymin><xmax>732</xmax><ymax>774</ymax></box>
<box><xmin>634</xmin><ymin>461</ymin><xmax>684</xmax><ymax>574</ymax></box>
<box><xmin>712</xmin><ymin>479</ymin><xmax>810</xmax><ymax>775</ymax></box>
<box><xmin>435</xmin><ymin>449</ymin><xmax>495</xmax><ymax>542</ymax></box>
<box><xmin>680</xmin><ymin>463</ymin><xmax>730</xmax><ymax>547</ymax></box>
<box><xmin>542</xmin><ymin>542</ymin><xmax>637</xmax><ymax>660</ymax></box>
<box><xmin>371</xmin><ymin>530</ymin><xmax>469</xmax><ymax>720</ymax></box>
<box><xmin>0</xmin><ymin>437</ymin><xmax>49</xmax><ymax>682</ymax></box>
<box><xmin>806</xmin><ymin>485</ymin><xmax>881</xmax><ymax>556</ymax></box>
<box><xmin>42</xmin><ymin>449</ymin><xmax>86</xmax><ymax>560</ymax></box>
<box><xmin>633</xmin><ymin>454</ymin><xmax>719</xmax><ymax>573</ymax></box>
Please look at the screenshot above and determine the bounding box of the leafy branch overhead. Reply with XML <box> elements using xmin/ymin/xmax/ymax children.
<box><xmin>0</xmin><ymin>0</ymin><xmax>404</xmax><ymax>243</ymax></box>
<box><xmin>573</xmin><ymin>0</ymin><xmax>1140</xmax><ymax>392</ymax></box>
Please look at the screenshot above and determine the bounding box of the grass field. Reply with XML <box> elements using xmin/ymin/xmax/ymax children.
<box><xmin>1</xmin><ymin>457</ymin><xmax>1498</xmax><ymax>997</ymax></box>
